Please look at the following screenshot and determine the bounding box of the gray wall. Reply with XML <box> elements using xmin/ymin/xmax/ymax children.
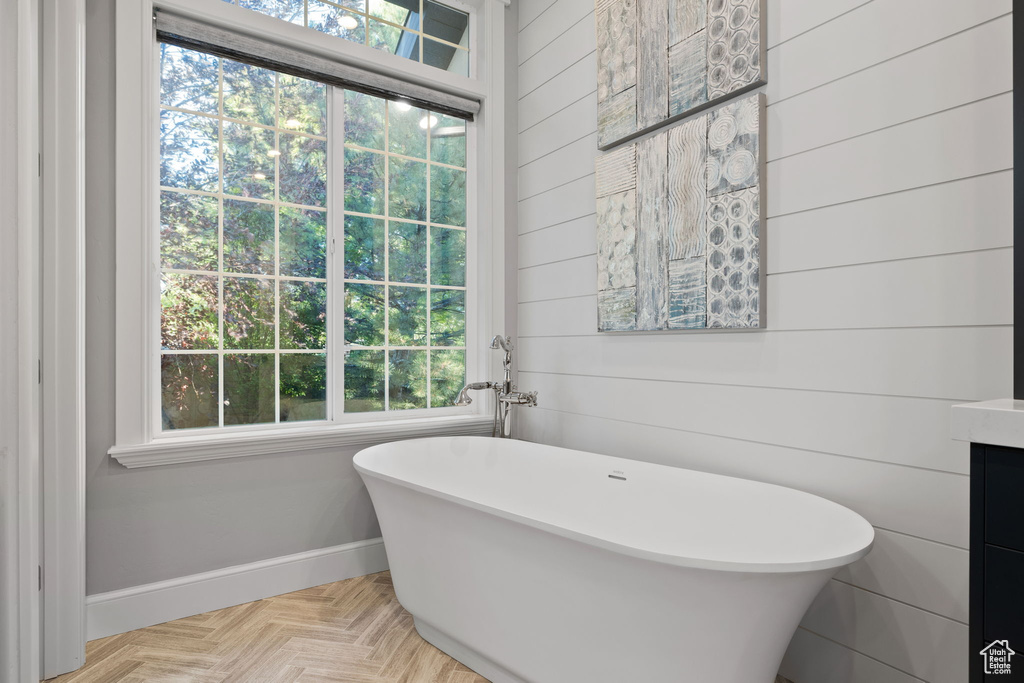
<box><xmin>85</xmin><ymin>0</ymin><xmax>380</xmax><ymax>596</ymax></box>
<box><xmin>515</xmin><ymin>1</ymin><xmax>1012</xmax><ymax>682</ymax></box>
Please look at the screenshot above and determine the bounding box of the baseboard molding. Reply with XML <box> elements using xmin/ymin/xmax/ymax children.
<box><xmin>86</xmin><ymin>538</ymin><xmax>389</xmax><ymax>641</ymax></box>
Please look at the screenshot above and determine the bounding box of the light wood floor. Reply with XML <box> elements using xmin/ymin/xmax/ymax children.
<box><xmin>47</xmin><ymin>571</ymin><xmax>488</xmax><ymax>683</ymax></box>
<box><xmin>47</xmin><ymin>569</ymin><xmax>797</xmax><ymax>683</ymax></box>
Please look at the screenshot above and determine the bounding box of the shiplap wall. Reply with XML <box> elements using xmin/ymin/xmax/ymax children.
<box><xmin>515</xmin><ymin>1</ymin><xmax>1013</xmax><ymax>681</ymax></box>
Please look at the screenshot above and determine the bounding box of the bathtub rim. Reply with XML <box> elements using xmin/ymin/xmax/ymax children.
<box><xmin>354</xmin><ymin>437</ymin><xmax>875</xmax><ymax>575</ymax></box>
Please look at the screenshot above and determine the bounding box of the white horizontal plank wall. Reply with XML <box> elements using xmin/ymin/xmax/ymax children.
<box><xmin>515</xmin><ymin>1</ymin><xmax>1013</xmax><ymax>682</ymax></box>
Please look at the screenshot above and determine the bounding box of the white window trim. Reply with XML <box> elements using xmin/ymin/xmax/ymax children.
<box><xmin>112</xmin><ymin>0</ymin><xmax>507</xmax><ymax>468</ymax></box>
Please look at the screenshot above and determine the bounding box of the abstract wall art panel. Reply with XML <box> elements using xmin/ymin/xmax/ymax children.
<box><xmin>595</xmin><ymin>0</ymin><xmax>765</xmax><ymax>149</ymax></box>
<box><xmin>595</xmin><ymin>92</ymin><xmax>764</xmax><ymax>331</ymax></box>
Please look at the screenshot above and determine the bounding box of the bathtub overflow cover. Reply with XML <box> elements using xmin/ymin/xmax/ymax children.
<box><xmin>608</xmin><ymin>471</ymin><xmax>627</xmax><ymax>481</ymax></box>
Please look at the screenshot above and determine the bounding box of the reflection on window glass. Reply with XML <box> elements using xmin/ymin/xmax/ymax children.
<box><xmin>161</xmin><ymin>355</ymin><xmax>219</xmax><ymax>429</ymax></box>
<box><xmin>221</xmin><ymin>0</ymin><xmax>470</xmax><ymax>76</ymax></box>
<box><xmin>159</xmin><ymin>45</ymin><xmax>328</xmax><ymax>430</ymax></box>
<box><xmin>342</xmin><ymin>92</ymin><xmax>467</xmax><ymax>411</ymax></box>
<box><xmin>223</xmin><ymin>354</ymin><xmax>276</xmax><ymax>425</ymax></box>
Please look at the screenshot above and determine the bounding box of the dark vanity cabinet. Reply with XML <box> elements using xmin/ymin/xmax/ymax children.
<box><xmin>971</xmin><ymin>443</ymin><xmax>1024</xmax><ymax>682</ymax></box>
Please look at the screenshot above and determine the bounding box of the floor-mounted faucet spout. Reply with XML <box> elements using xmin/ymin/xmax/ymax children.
<box><xmin>490</xmin><ymin>335</ymin><xmax>513</xmax><ymax>352</ymax></box>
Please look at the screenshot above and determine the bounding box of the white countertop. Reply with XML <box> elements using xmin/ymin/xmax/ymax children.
<box><xmin>951</xmin><ymin>399</ymin><xmax>1024</xmax><ymax>449</ymax></box>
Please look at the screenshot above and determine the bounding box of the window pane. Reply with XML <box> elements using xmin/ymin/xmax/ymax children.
<box><xmin>224</xmin><ymin>353</ymin><xmax>276</xmax><ymax>425</ymax></box>
<box><xmin>160</xmin><ymin>110</ymin><xmax>219</xmax><ymax>191</ymax></box>
<box><xmin>224</xmin><ymin>199</ymin><xmax>276</xmax><ymax>274</ymax></box>
<box><xmin>161</xmin><ymin>274</ymin><xmax>219</xmax><ymax>350</ymax></box>
<box><xmin>387</xmin><ymin>350</ymin><xmax>428</xmax><ymax>409</ymax></box>
<box><xmin>223</xmin><ymin>60</ymin><xmax>276</xmax><ymax>127</ymax></box>
<box><xmin>308</xmin><ymin>1</ymin><xmax>366</xmax><ymax>42</ymax></box>
<box><xmin>388</xmin><ymin>157</ymin><xmax>427</xmax><ymax>221</ymax></box>
<box><xmin>280</xmin><ymin>280</ymin><xmax>327</xmax><ymax>349</ymax></box>
<box><xmin>422</xmin><ymin>0</ymin><xmax>467</xmax><ymax>45</ymax></box>
<box><xmin>430</xmin><ymin>349</ymin><xmax>464</xmax><ymax>407</ymax></box>
<box><xmin>345</xmin><ymin>283</ymin><xmax>385</xmax><ymax>346</ymax></box>
<box><xmin>223</xmin><ymin>121</ymin><xmax>276</xmax><ymax>199</ymax></box>
<box><xmin>161</xmin><ymin>354</ymin><xmax>219</xmax><ymax>429</ymax></box>
<box><xmin>345</xmin><ymin>349</ymin><xmax>384</xmax><ymax>412</ymax></box>
<box><xmin>280</xmin><ymin>207</ymin><xmax>327</xmax><ymax>278</ymax></box>
<box><xmin>224</xmin><ymin>0</ymin><xmax>469</xmax><ymax>77</ymax></box>
<box><xmin>388</xmin><ymin>101</ymin><xmax>427</xmax><ymax>159</ymax></box>
<box><xmin>389</xmin><ymin>349</ymin><xmax>427</xmax><ymax>410</ymax></box>
<box><xmin>388</xmin><ymin>286</ymin><xmax>427</xmax><ymax>346</ymax></box>
<box><xmin>280</xmin><ymin>133</ymin><xmax>327</xmax><ymax>207</ymax></box>
<box><xmin>344</xmin><ymin>215</ymin><xmax>386</xmax><ymax>281</ymax></box>
<box><xmin>160</xmin><ymin>44</ymin><xmax>218</xmax><ymax>115</ymax></box>
<box><xmin>368</xmin><ymin>0</ymin><xmax>415</xmax><ymax>25</ymax></box>
<box><xmin>424</xmin><ymin>39</ymin><xmax>468</xmax><ymax>77</ymax></box>
<box><xmin>430</xmin><ymin>114</ymin><xmax>466</xmax><ymax>167</ymax></box>
<box><xmin>369</xmin><ymin>20</ymin><xmax>418</xmax><ymax>60</ymax></box>
<box><xmin>344</xmin><ymin>91</ymin><xmax>385</xmax><ymax>150</ymax></box>
<box><xmin>279</xmin><ymin>74</ymin><xmax>327</xmax><ymax>137</ymax></box>
<box><xmin>388</xmin><ymin>221</ymin><xmax>427</xmax><ymax>284</ymax></box>
<box><xmin>430</xmin><ymin>165</ymin><xmax>466</xmax><ymax>226</ymax></box>
<box><xmin>280</xmin><ymin>353</ymin><xmax>327</xmax><ymax>421</ymax></box>
<box><xmin>223</xmin><ymin>277</ymin><xmax>276</xmax><ymax>349</ymax></box>
<box><xmin>430</xmin><ymin>289</ymin><xmax>464</xmax><ymax>346</ymax></box>
<box><xmin>344</xmin><ymin>148</ymin><xmax>385</xmax><ymax>215</ymax></box>
<box><xmin>160</xmin><ymin>191</ymin><xmax>218</xmax><ymax>271</ymax></box>
<box><xmin>430</xmin><ymin>227</ymin><xmax>465</xmax><ymax>286</ymax></box>
<box><xmin>160</xmin><ymin>45</ymin><xmax>345</xmax><ymax>431</ymax></box>
<box><xmin>158</xmin><ymin>45</ymin><xmax>472</xmax><ymax>426</ymax></box>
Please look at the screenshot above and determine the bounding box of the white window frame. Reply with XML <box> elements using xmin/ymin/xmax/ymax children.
<box><xmin>111</xmin><ymin>0</ymin><xmax>507</xmax><ymax>468</ymax></box>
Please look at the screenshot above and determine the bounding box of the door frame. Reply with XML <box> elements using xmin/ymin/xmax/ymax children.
<box><xmin>39</xmin><ymin>0</ymin><xmax>89</xmax><ymax>677</ymax></box>
<box><xmin>1</xmin><ymin>1</ymin><xmax>43</xmax><ymax>682</ymax></box>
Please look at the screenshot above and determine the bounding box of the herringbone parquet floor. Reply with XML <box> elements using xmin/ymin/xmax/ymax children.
<box><xmin>47</xmin><ymin>569</ymin><xmax>796</xmax><ymax>683</ymax></box>
<box><xmin>46</xmin><ymin>571</ymin><xmax>489</xmax><ymax>683</ymax></box>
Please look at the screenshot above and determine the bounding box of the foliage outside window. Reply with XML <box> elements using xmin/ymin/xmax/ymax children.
<box><xmin>221</xmin><ymin>0</ymin><xmax>470</xmax><ymax>77</ymax></box>
<box><xmin>158</xmin><ymin>44</ymin><xmax>467</xmax><ymax>431</ymax></box>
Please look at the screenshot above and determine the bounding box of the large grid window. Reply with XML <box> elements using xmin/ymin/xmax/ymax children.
<box><xmin>158</xmin><ymin>44</ymin><xmax>468</xmax><ymax>431</ymax></box>
<box><xmin>221</xmin><ymin>0</ymin><xmax>470</xmax><ymax>77</ymax></box>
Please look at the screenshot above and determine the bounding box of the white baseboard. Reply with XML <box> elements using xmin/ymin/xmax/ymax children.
<box><xmin>86</xmin><ymin>538</ymin><xmax>389</xmax><ymax>641</ymax></box>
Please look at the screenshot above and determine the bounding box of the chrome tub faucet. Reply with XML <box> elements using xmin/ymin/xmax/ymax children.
<box><xmin>454</xmin><ymin>334</ymin><xmax>538</xmax><ymax>438</ymax></box>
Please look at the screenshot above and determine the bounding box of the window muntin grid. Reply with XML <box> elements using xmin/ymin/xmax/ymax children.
<box><xmin>220</xmin><ymin>0</ymin><xmax>471</xmax><ymax>77</ymax></box>
<box><xmin>341</xmin><ymin>91</ymin><xmax>467</xmax><ymax>413</ymax></box>
<box><xmin>158</xmin><ymin>44</ymin><xmax>468</xmax><ymax>431</ymax></box>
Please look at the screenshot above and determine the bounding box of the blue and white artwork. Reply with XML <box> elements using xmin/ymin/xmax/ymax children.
<box><xmin>707</xmin><ymin>95</ymin><xmax>759</xmax><ymax>196</ymax></box>
<box><xmin>595</xmin><ymin>0</ymin><xmax>764</xmax><ymax>149</ymax></box>
<box><xmin>595</xmin><ymin>92</ymin><xmax>764</xmax><ymax>331</ymax></box>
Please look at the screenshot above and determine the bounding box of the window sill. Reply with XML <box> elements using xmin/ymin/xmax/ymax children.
<box><xmin>108</xmin><ymin>414</ymin><xmax>495</xmax><ymax>468</ymax></box>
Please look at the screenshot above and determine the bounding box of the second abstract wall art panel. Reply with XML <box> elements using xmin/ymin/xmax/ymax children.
<box><xmin>595</xmin><ymin>92</ymin><xmax>765</xmax><ymax>331</ymax></box>
<box><xmin>596</xmin><ymin>0</ymin><xmax>765</xmax><ymax>149</ymax></box>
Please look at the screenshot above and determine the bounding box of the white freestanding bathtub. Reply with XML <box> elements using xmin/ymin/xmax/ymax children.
<box><xmin>354</xmin><ymin>436</ymin><xmax>874</xmax><ymax>683</ymax></box>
